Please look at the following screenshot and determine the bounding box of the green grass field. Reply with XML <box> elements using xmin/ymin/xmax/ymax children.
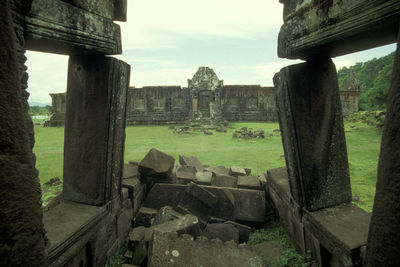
<box><xmin>34</xmin><ymin>120</ymin><xmax>381</xmax><ymax>212</ymax></box>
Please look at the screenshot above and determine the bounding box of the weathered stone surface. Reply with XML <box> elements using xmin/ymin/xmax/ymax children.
<box><xmin>195</xmin><ymin>171</ymin><xmax>213</xmax><ymax>185</ymax></box>
<box><xmin>122</xmin><ymin>178</ymin><xmax>145</xmax><ymax>216</ymax></box>
<box><xmin>117</xmin><ymin>199</ymin><xmax>133</xmax><ymax>239</ymax></box>
<box><xmin>148</xmin><ymin>231</ymin><xmax>264</xmax><ymax>267</ymax></box>
<box><xmin>121</xmin><ymin>188</ymin><xmax>129</xmax><ymax>201</ymax></box>
<box><xmin>244</xmin><ymin>168</ymin><xmax>251</xmax><ymax>175</ymax></box>
<box><xmin>258</xmin><ymin>173</ymin><xmax>267</xmax><ymax>189</ymax></box>
<box><xmin>144</xmin><ymin>184</ymin><xmax>266</xmax><ymax>224</ymax></box>
<box><xmin>224</xmin><ymin>221</ymin><xmax>251</xmax><ymax>243</ymax></box>
<box><xmin>123</xmin><ymin>163</ymin><xmax>139</xmax><ymax>179</ymax></box>
<box><xmin>237</xmin><ymin>176</ymin><xmax>261</xmax><ymax>190</ymax></box>
<box><xmin>278</xmin><ymin>0</ymin><xmax>400</xmax><ymax>59</ymax></box>
<box><xmin>202</xmin><ymin>223</ymin><xmax>239</xmax><ymax>243</ymax></box>
<box><xmin>134</xmin><ymin>207</ymin><xmax>157</xmax><ymax>227</ymax></box>
<box><xmin>274</xmin><ymin>58</ymin><xmax>351</xmax><ymax>211</ymax></box>
<box><xmin>229</xmin><ymin>166</ymin><xmax>246</xmax><ymax>177</ymax></box>
<box><xmin>205</xmin><ymin>165</ymin><xmax>230</xmax><ymax>176</ymax></box>
<box><xmin>138</xmin><ymin>148</ymin><xmax>175</xmax><ymax>179</ymax></box>
<box><xmin>0</xmin><ymin>2</ymin><xmax>45</xmax><ymax>265</ymax></box>
<box><xmin>129</xmin><ymin>226</ymin><xmax>146</xmax><ymax>247</ymax></box>
<box><xmin>25</xmin><ymin>0</ymin><xmax>122</xmax><ymax>55</ymax></box>
<box><xmin>251</xmin><ymin>241</ymin><xmax>283</xmax><ymax>265</ymax></box>
<box><xmin>175</xmin><ymin>165</ymin><xmax>197</xmax><ymax>184</ymax></box>
<box><xmin>153</xmin><ymin>206</ymin><xmax>182</xmax><ymax>225</ymax></box>
<box><xmin>211</xmin><ymin>174</ymin><xmax>237</xmax><ymax>188</ymax></box>
<box><xmin>179</xmin><ymin>155</ymin><xmax>204</xmax><ymax>172</ymax></box>
<box><xmin>144</xmin><ymin>215</ymin><xmax>201</xmax><ymax>242</ymax></box>
<box><xmin>304</xmin><ymin>203</ymin><xmax>371</xmax><ymax>266</ymax></box>
<box><xmin>63</xmin><ymin>55</ymin><xmax>130</xmax><ymax>205</ymax></box>
<box><xmin>366</xmin><ymin>29</ymin><xmax>400</xmax><ymax>266</ymax></box>
<box><xmin>113</xmin><ymin>0</ymin><xmax>127</xmax><ymax>22</ymax></box>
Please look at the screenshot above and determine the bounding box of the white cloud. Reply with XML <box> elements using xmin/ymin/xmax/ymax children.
<box><xmin>119</xmin><ymin>0</ymin><xmax>283</xmax><ymax>50</ymax></box>
<box><xmin>25</xmin><ymin>51</ymin><xmax>68</xmax><ymax>104</ymax></box>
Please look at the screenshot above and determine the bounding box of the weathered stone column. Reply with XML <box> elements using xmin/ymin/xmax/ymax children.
<box><xmin>63</xmin><ymin>55</ymin><xmax>130</xmax><ymax>206</ymax></box>
<box><xmin>0</xmin><ymin>1</ymin><xmax>46</xmax><ymax>265</ymax></box>
<box><xmin>366</xmin><ymin>26</ymin><xmax>400</xmax><ymax>266</ymax></box>
<box><xmin>273</xmin><ymin>56</ymin><xmax>351</xmax><ymax>211</ymax></box>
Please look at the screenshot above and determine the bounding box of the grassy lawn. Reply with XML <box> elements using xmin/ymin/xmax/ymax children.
<box><xmin>33</xmin><ymin>121</ymin><xmax>381</xmax><ymax>212</ymax></box>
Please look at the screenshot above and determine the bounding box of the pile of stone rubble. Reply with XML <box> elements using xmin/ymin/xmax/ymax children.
<box><xmin>121</xmin><ymin>148</ymin><xmax>282</xmax><ymax>266</ymax></box>
<box><xmin>168</xmin><ymin>118</ymin><xmax>229</xmax><ymax>135</ymax></box>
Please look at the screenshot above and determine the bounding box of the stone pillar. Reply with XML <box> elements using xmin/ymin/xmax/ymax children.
<box><xmin>0</xmin><ymin>1</ymin><xmax>46</xmax><ymax>265</ymax></box>
<box><xmin>192</xmin><ymin>97</ymin><xmax>198</xmax><ymax>117</ymax></box>
<box><xmin>273</xmin><ymin>56</ymin><xmax>351</xmax><ymax>211</ymax></box>
<box><xmin>63</xmin><ymin>55</ymin><xmax>130</xmax><ymax>206</ymax></box>
<box><xmin>366</xmin><ymin>26</ymin><xmax>400</xmax><ymax>267</ymax></box>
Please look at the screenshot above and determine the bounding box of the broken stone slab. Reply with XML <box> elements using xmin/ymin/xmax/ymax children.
<box><xmin>211</xmin><ymin>174</ymin><xmax>237</xmax><ymax>188</ymax></box>
<box><xmin>144</xmin><ymin>214</ymin><xmax>201</xmax><ymax>242</ymax></box>
<box><xmin>175</xmin><ymin>184</ymin><xmax>218</xmax><ymax>226</ymax></box>
<box><xmin>186</xmin><ymin>182</ymin><xmax>218</xmax><ymax>208</ymax></box>
<box><xmin>205</xmin><ymin>165</ymin><xmax>230</xmax><ymax>176</ymax></box>
<box><xmin>229</xmin><ymin>166</ymin><xmax>247</xmax><ymax>177</ymax></box>
<box><xmin>195</xmin><ymin>171</ymin><xmax>213</xmax><ymax>185</ymax></box>
<box><xmin>122</xmin><ymin>177</ymin><xmax>146</xmax><ymax>217</ymax></box>
<box><xmin>237</xmin><ymin>176</ymin><xmax>261</xmax><ymax>190</ymax></box>
<box><xmin>138</xmin><ymin>148</ymin><xmax>175</xmax><ymax>179</ymax></box>
<box><xmin>148</xmin><ymin>231</ymin><xmax>264</xmax><ymax>267</ymax></box>
<box><xmin>134</xmin><ymin>206</ymin><xmax>157</xmax><ymax>227</ymax></box>
<box><xmin>179</xmin><ymin>155</ymin><xmax>204</xmax><ymax>172</ymax></box>
<box><xmin>202</xmin><ymin>223</ymin><xmax>239</xmax><ymax>243</ymax></box>
<box><xmin>175</xmin><ymin>165</ymin><xmax>197</xmax><ymax>185</ymax></box>
<box><xmin>144</xmin><ymin>184</ymin><xmax>266</xmax><ymax>225</ymax></box>
<box><xmin>258</xmin><ymin>173</ymin><xmax>267</xmax><ymax>189</ymax></box>
<box><xmin>153</xmin><ymin>206</ymin><xmax>183</xmax><ymax>225</ymax></box>
<box><xmin>123</xmin><ymin>163</ymin><xmax>139</xmax><ymax>179</ymax></box>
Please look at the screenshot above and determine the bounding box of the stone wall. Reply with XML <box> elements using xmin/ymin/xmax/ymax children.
<box><xmin>126</xmin><ymin>86</ymin><xmax>190</xmax><ymax>125</ymax></box>
<box><xmin>46</xmin><ymin>83</ymin><xmax>360</xmax><ymax>126</ymax></box>
<box><xmin>220</xmin><ymin>85</ymin><xmax>277</xmax><ymax>121</ymax></box>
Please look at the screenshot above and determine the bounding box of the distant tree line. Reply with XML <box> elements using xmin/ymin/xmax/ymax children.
<box><xmin>29</xmin><ymin>105</ymin><xmax>53</xmax><ymax>116</ymax></box>
<box><xmin>337</xmin><ymin>51</ymin><xmax>395</xmax><ymax>110</ymax></box>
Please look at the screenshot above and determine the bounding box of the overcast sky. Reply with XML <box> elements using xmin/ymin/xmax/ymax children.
<box><xmin>26</xmin><ymin>0</ymin><xmax>396</xmax><ymax>104</ymax></box>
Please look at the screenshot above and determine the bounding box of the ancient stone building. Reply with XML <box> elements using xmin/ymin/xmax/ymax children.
<box><xmin>46</xmin><ymin>66</ymin><xmax>361</xmax><ymax>126</ymax></box>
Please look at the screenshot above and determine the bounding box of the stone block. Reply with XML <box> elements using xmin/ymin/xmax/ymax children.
<box><xmin>148</xmin><ymin>231</ymin><xmax>264</xmax><ymax>267</ymax></box>
<box><xmin>179</xmin><ymin>155</ymin><xmax>204</xmax><ymax>172</ymax></box>
<box><xmin>138</xmin><ymin>148</ymin><xmax>175</xmax><ymax>179</ymax></box>
<box><xmin>113</xmin><ymin>0</ymin><xmax>127</xmax><ymax>22</ymax></box>
<box><xmin>211</xmin><ymin>174</ymin><xmax>237</xmax><ymax>188</ymax></box>
<box><xmin>205</xmin><ymin>165</ymin><xmax>230</xmax><ymax>176</ymax></box>
<box><xmin>63</xmin><ymin>55</ymin><xmax>130</xmax><ymax>206</ymax></box>
<box><xmin>25</xmin><ymin>0</ymin><xmax>122</xmax><ymax>55</ymax></box>
<box><xmin>229</xmin><ymin>166</ymin><xmax>247</xmax><ymax>177</ymax></box>
<box><xmin>144</xmin><ymin>215</ymin><xmax>201</xmax><ymax>242</ymax></box>
<box><xmin>202</xmin><ymin>223</ymin><xmax>239</xmax><ymax>243</ymax></box>
<box><xmin>186</xmin><ymin>182</ymin><xmax>218</xmax><ymax>208</ymax></box>
<box><xmin>237</xmin><ymin>176</ymin><xmax>261</xmax><ymax>190</ymax></box>
<box><xmin>303</xmin><ymin>203</ymin><xmax>371</xmax><ymax>266</ymax></box>
<box><xmin>274</xmin><ymin>59</ymin><xmax>351</xmax><ymax>211</ymax></box>
<box><xmin>121</xmin><ymin>188</ymin><xmax>129</xmax><ymax>201</ymax></box>
<box><xmin>258</xmin><ymin>173</ymin><xmax>267</xmax><ymax>189</ymax></box>
<box><xmin>129</xmin><ymin>226</ymin><xmax>146</xmax><ymax>247</ymax></box>
<box><xmin>123</xmin><ymin>163</ymin><xmax>139</xmax><ymax>179</ymax></box>
<box><xmin>134</xmin><ymin>207</ymin><xmax>157</xmax><ymax>227</ymax></box>
<box><xmin>175</xmin><ymin>165</ymin><xmax>197</xmax><ymax>185</ymax></box>
<box><xmin>117</xmin><ymin>199</ymin><xmax>133</xmax><ymax>238</ymax></box>
<box><xmin>195</xmin><ymin>171</ymin><xmax>213</xmax><ymax>185</ymax></box>
<box><xmin>153</xmin><ymin>206</ymin><xmax>183</xmax><ymax>225</ymax></box>
<box><xmin>144</xmin><ymin>184</ymin><xmax>266</xmax><ymax>225</ymax></box>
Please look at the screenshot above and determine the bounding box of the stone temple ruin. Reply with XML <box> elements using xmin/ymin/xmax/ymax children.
<box><xmin>45</xmin><ymin>66</ymin><xmax>361</xmax><ymax>126</ymax></box>
<box><xmin>0</xmin><ymin>0</ymin><xmax>400</xmax><ymax>267</ymax></box>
